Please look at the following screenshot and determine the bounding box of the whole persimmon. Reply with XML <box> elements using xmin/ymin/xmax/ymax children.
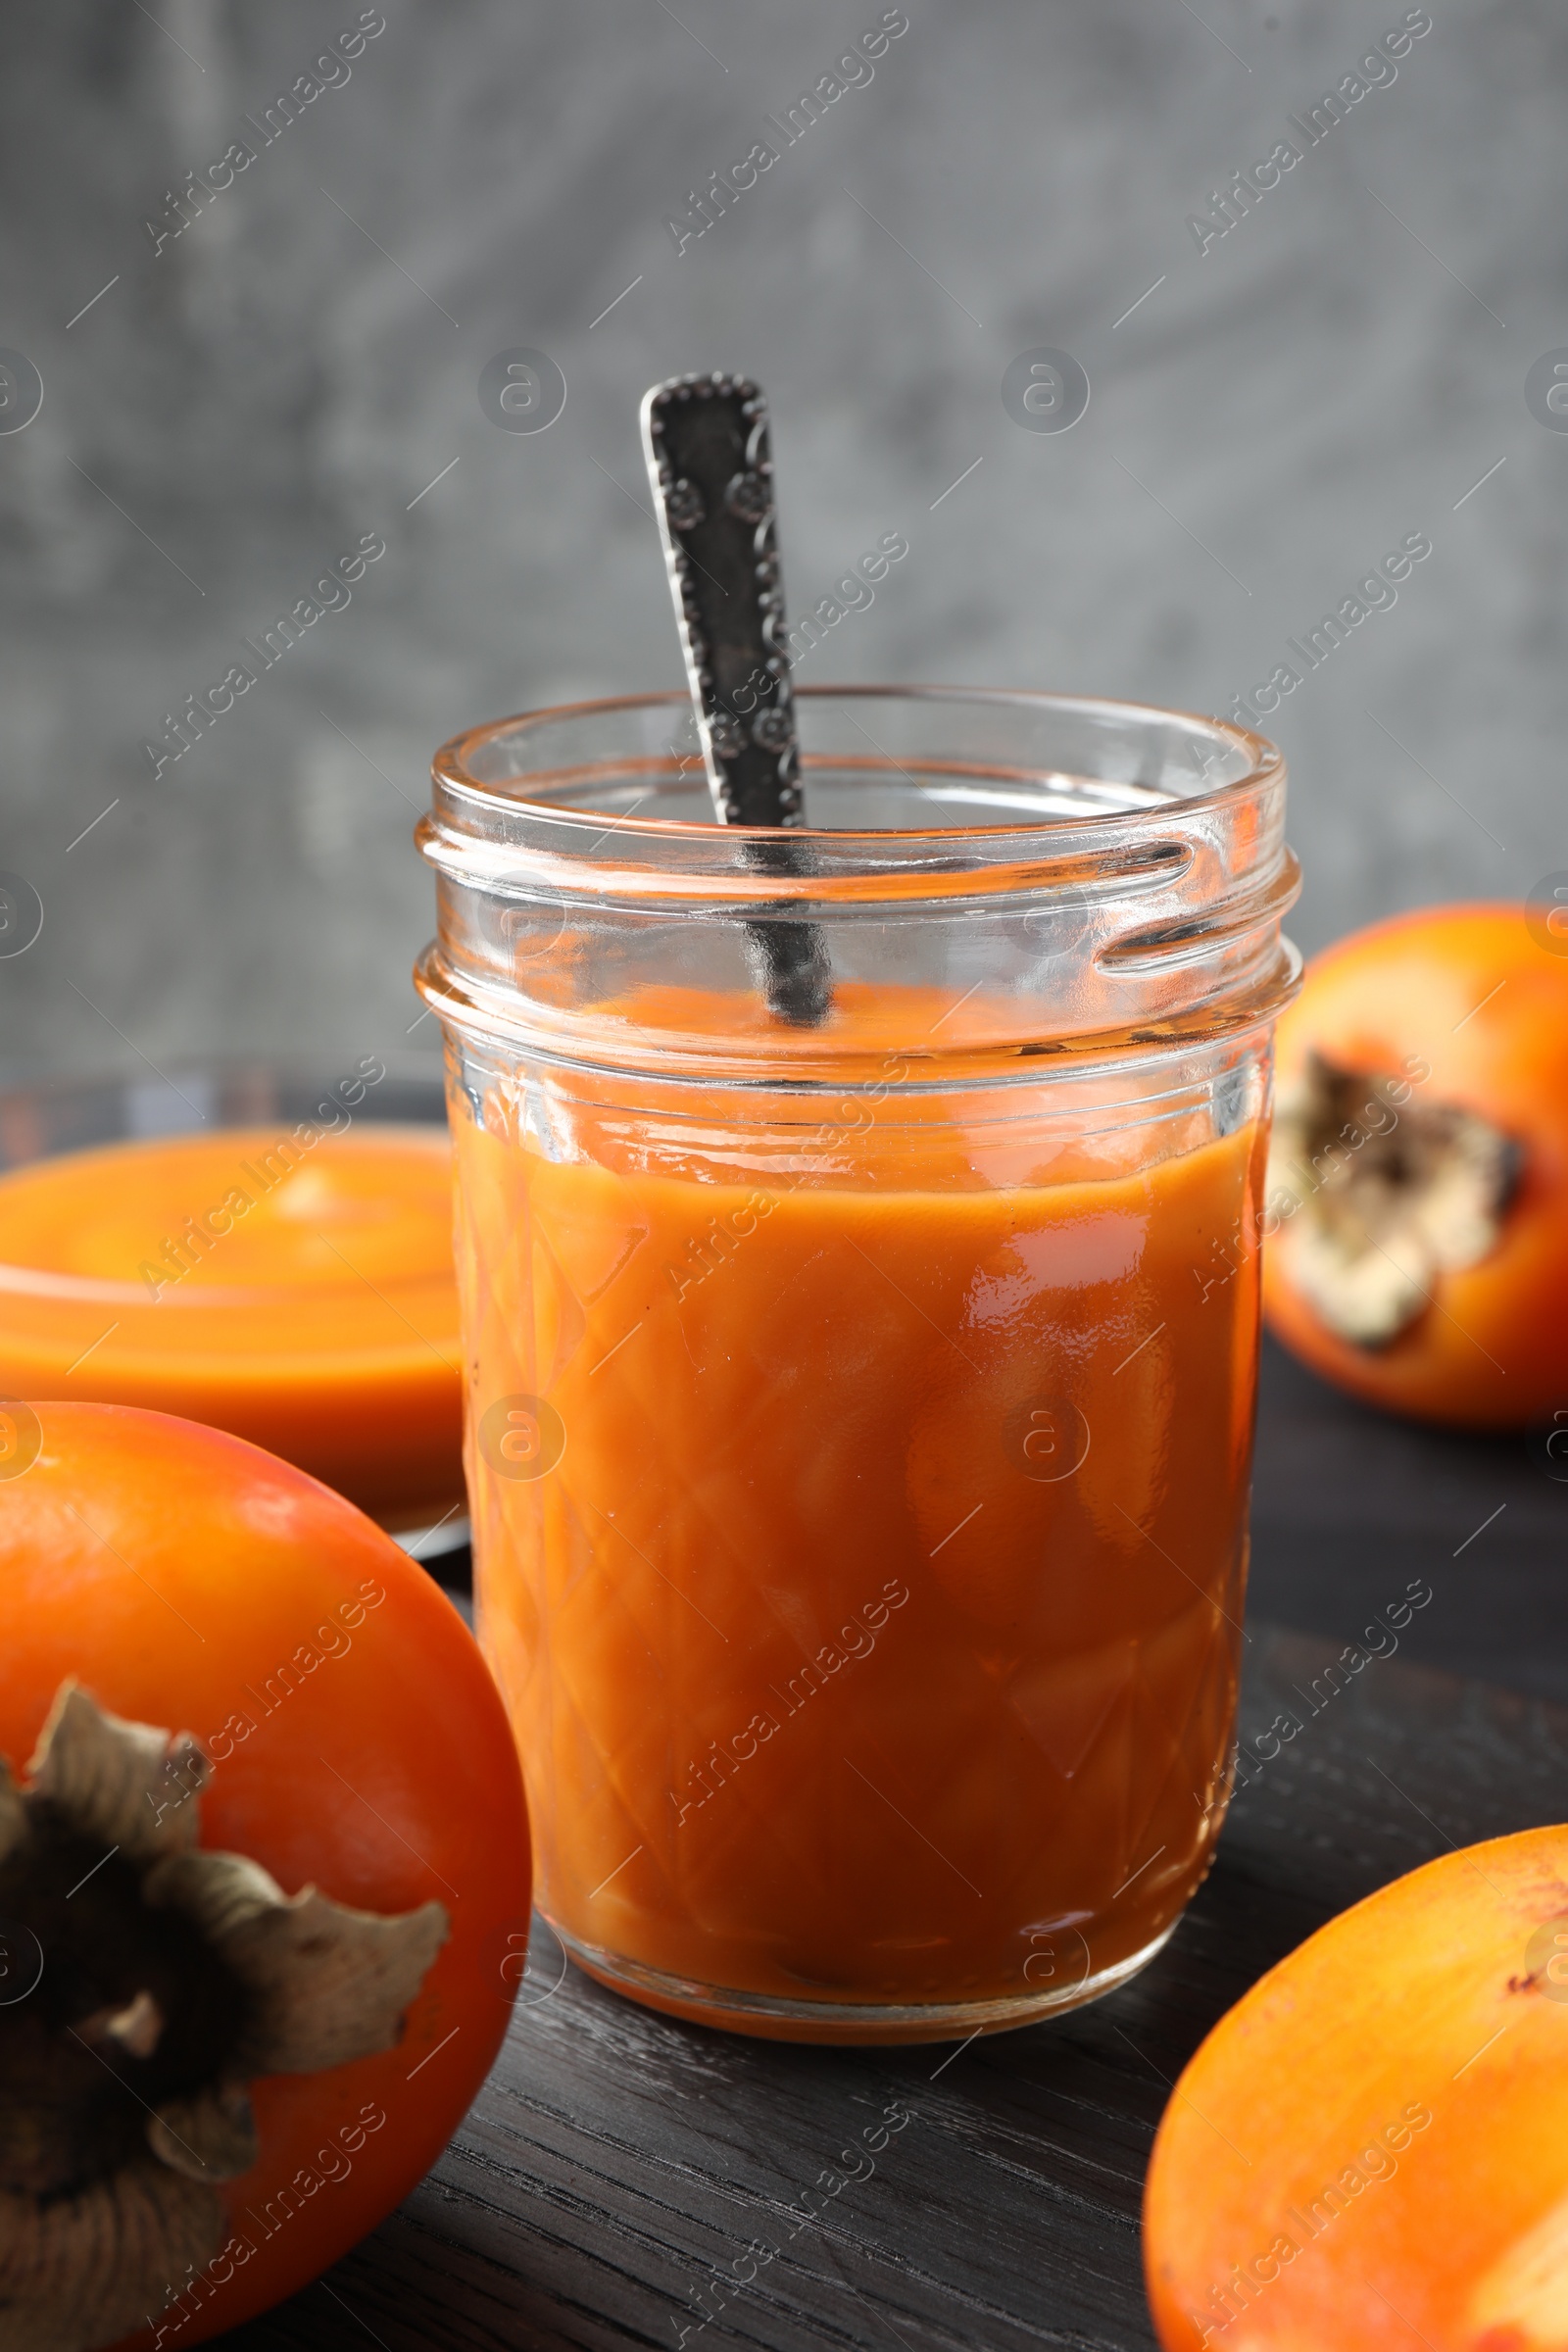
<box><xmin>1144</xmin><ymin>1822</ymin><xmax>1568</xmax><ymax>2351</ymax></box>
<box><xmin>0</xmin><ymin>1401</ymin><xmax>531</xmax><ymax>2352</ymax></box>
<box><xmin>1261</xmin><ymin>901</ymin><xmax>1568</xmax><ymax>1427</ymax></box>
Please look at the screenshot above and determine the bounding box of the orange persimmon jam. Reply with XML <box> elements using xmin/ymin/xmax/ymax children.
<box><xmin>419</xmin><ymin>682</ymin><xmax>1299</xmax><ymax>2040</ymax></box>
<box><xmin>0</xmin><ymin>1123</ymin><xmax>461</xmax><ymax>1527</ymax></box>
<box><xmin>455</xmin><ymin>1009</ymin><xmax>1266</xmax><ymax>2042</ymax></box>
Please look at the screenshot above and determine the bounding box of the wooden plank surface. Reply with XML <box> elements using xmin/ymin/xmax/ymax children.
<box><xmin>230</xmin><ymin>1618</ymin><xmax>1568</xmax><ymax>2352</ymax></box>
<box><xmin>1247</xmin><ymin>1339</ymin><xmax>1568</xmax><ymax>1708</ymax></box>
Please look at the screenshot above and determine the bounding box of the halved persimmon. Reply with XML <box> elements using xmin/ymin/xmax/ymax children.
<box><xmin>1262</xmin><ymin>903</ymin><xmax>1568</xmax><ymax>1428</ymax></box>
<box><xmin>1145</xmin><ymin>1822</ymin><xmax>1568</xmax><ymax>2349</ymax></box>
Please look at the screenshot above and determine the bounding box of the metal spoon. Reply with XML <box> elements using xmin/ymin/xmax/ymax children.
<box><xmin>641</xmin><ymin>372</ymin><xmax>831</xmax><ymax>1026</ymax></box>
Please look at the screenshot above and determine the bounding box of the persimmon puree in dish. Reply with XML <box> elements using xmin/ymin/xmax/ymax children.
<box><xmin>419</xmin><ymin>685</ymin><xmax>1301</xmax><ymax>2040</ymax></box>
<box><xmin>0</xmin><ymin>1121</ymin><xmax>461</xmax><ymax>1527</ymax></box>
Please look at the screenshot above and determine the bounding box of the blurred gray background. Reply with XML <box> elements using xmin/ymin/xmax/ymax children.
<box><xmin>0</xmin><ymin>0</ymin><xmax>1561</xmax><ymax>1083</ymax></box>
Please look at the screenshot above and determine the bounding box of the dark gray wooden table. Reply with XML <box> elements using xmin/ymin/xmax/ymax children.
<box><xmin>232</xmin><ymin>1339</ymin><xmax>1568</xmax><ymax>2352</ymax></box>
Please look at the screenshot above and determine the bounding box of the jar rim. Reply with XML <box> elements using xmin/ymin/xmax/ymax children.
<box><xmin>418</xmin><ymin>685</ymin><xmax>1298</xmax><ymax>1085</ymax></box>
<box><xmin>431</xmin><ymin>684</ymin><xmax>1281</xmax><ymax>849</ymax></box>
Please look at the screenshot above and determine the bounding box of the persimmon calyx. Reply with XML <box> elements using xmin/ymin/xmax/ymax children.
<box><xmin>1267</xmin><ymin>1051</ymin><xmax>1520</xmax><ymax>1346</ymax></box>
<box><xmin>0</xmin><ymin>1681</ymin><xmax>448</xmax><ymax>2352</ymax></box>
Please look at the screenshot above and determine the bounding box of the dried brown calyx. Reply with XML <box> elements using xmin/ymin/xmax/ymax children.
<box><xmin>1266</xmin><ymin>1051</ymin><xmax>1520</xmax><ymax>1346</ymax></box>
<box><xmin>0</xmin><ymin>1684</ymin><xmax>448</xmax><ymax>2352</ymax></box>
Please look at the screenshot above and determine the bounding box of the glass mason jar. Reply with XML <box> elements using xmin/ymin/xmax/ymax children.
<box><xmin>416</xmin><ymin>687</ymin><xmax>1298</xmax><ymax>2044</ymax></box>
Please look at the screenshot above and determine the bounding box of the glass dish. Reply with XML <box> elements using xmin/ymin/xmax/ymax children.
<box><xmin>0</xmin><ymin>1062</ymin><xmax>466</xmax><ymax>1546</ymax></box>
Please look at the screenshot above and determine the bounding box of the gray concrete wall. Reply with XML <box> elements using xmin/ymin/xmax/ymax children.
<box><xmin>0</xmin><ymin>0</ymin><xmax>1559</xmax><ymax>1081</ymax></box>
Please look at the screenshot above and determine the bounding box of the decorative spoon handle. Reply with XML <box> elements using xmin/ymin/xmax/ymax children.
<box><xmin>641</xmin><ymin>372</ymin><xmax>830</xmax><ymax>1025</ymax></box>
<box><xmin>641</xmin><ymin>371</ymin><xmax>801</xmax><ymax>823</ymax></box>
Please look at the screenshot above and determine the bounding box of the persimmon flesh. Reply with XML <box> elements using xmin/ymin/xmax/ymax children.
<box><xmin>1144</xmin><ymin>1823</ymin><xmax>1568</xmax><ymax>2350</ymax></box>
<box><xmin>0</xmin><ymin>1402</ymin><xmax>531</xmax><ymax>2351</ymax></box>
<box><xmin>1262</xmin><ymin>903</ymin><xmax>1568</xmax><ymax>1427</ymax></box>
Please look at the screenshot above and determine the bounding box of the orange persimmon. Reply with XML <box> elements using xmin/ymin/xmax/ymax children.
<box><xmin>0</xmin><ymin>1401</ymin><xmax>531</xmax><ymax>2352</ymax></box>
<box><xmin>1144</xmin><ymin>1823</ymin><xmax>1568</xmax><ymax>2351</ymax></box>
<box><xmin>1261</xmin><ymin>902</ymin><xmax>1568</xmax><ymax>1428</ymax></box>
